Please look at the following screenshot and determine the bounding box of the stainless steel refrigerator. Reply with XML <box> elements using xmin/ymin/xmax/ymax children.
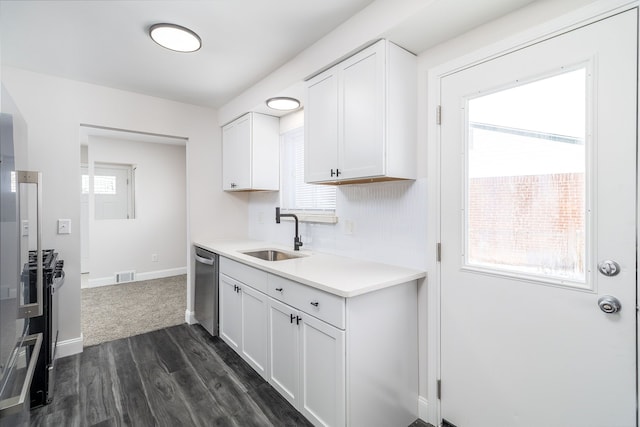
<box><xmin>0</xmin><ymin>108</ymin><xmax>44</xmax><ymax>424</ymax></box>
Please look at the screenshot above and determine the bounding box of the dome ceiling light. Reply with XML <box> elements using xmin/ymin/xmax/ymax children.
<box><xmin>266</xmin><ymin>97</ymin><xmax>301</xmax><ymax>111</ymax></box>
<box><xmin>149</xmin><ymin>23</ymin><xmax>201</xmax><ymax>53</ymax></box>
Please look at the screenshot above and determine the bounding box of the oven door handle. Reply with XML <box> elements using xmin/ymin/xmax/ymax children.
<box><xmin>16</xmin><ymin>171</ymin><xmax>43</xmax><ymax>318</ymax></box>
<box><xmin>53</xmin><ymin>270</ymin><xmax>66</xmax><ymax>293</ymax></box>
<box><xmin>0</xmin><ymin>333</ymin><xmax>43</xmax><ymax>418</ymax></box>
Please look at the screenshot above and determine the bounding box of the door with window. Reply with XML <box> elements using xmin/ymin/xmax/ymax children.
<box><xmin>93</xmin><ymin>163</ymin><xmax>133</xmax><ymax>220</ymax></box>
<box><xmin>440</xmin><ymin>10</ymin><xmax>637</xmax><ymax>426</ymax></box>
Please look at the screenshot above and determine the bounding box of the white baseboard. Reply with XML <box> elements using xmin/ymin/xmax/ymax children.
<box><xmin>56</xmin><ymin>334</ymin><xmax>83</xmax><ymax>358</ymax></box>
<box><xmin>418</xmin><ymin>396</ymin><xmax>429</xmax><ymax>423</ymax></box>
<box><xmin>85</xmin><ymin>276</ymin><xmax>114</xmax><ymax>288</ymax></box>
<box><xmin>185</xmin><ymin>309</ymin><xmax>197</xmax><ymax>324</ymax></box>
<box><xmin>85</xmin><ymin>267</ymin><xmax>187</xmax><ymax>288</ymax></box>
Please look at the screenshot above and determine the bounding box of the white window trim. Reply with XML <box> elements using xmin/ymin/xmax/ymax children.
<box><xmin>278</xmin><ymin>210</ymin><xmax>338</xmax><ymax>224</ymax></box>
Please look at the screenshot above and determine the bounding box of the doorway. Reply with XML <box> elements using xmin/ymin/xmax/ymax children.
<box><xmin>78</xmin><ymin>125</ymin><xmax>189</xmax><ymax>345</ymax></box>
<box><xmin>438</xmin><ymin>9</ymin><xmax>636</xmax><ymax>426</ymax></box>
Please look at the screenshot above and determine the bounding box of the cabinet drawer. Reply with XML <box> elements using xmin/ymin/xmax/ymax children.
<box><xmin>220</xmin><ymin>257</ymin><xmax>268</xmax><ymax>293</ymax></box>
<box><xmin>268</xmin><ymin>274</ymin><xmax>345</xmax><ymax>329</ymax></box>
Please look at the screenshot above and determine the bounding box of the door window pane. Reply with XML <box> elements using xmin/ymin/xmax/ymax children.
<box><xmin>466</xmin><ymin>68</ymin><xmax>587</xmax><ymax>283</ymax></box>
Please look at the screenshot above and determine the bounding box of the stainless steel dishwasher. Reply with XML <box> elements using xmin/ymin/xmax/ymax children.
<box><xmin>194</xmin><ymin>246</ymin><xmax>219</xmax><ymax>336</ymax></box>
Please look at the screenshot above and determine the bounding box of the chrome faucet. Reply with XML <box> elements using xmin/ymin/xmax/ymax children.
<box><xmin>275</xmin><ymin>207</ymin><xmax>303</xmax><ymax>251</ymax></box>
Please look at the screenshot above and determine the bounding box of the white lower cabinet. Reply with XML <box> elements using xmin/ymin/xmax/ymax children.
<box><xmin>268</xmin><ymin>298</ymin><xmax>300</xmax><ymax>404</ymax></box>
<box><xmin>218</xmin><ymin>256</ymin><xmax>417</xmax><ymax>427</ymax></box>
<box><xmin>240</xmin><ymin>284</ymin><xmax>268</xmax><ymax>378</ymax></box>
<box><xmin>299</xmin><ymin>312</ymin><xmax>345</xmax><ymax>427</ymax></box>
<box><xmin>219</xmin><ymin>273</ymin><xmax>268</xmax><ymax>379</ymax></box>
<box><xmin>219</xmin><ymin>274</ymin><xmax>242</xmax><ymax>351</ymax></box>
<box><xmin>268</xmin><ymin>297</ymin><xmax>346</xmax><ymax>427</ymax></box>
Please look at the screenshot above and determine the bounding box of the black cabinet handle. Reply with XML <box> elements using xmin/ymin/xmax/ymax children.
<box><xmin>275</xmin><ymin>287</ymin><xmax>283</xmax><ymax>292</ymax></box>
<box><xmin>336</xmin><ymin>169</ymin><xmax>341</xmax><ymax>177</ymax></box>
<box><xmin>310</xmin><ymin>301</ymin><xmax>319</xmax><ymax>307</ymax></box>
<box><xmin>290</xmin><ymin>313</ymin><xmax>295</xmax><ymax>324</ymax></box>
<box><xmin>330</xmin><ymin>169</ymin><xmax>335</xmax><ymax>177</ymax></box>
<box><xmin>296</xmin><ymin>316</ymin><xmax>301</xmax><ymax>325</ymax></box>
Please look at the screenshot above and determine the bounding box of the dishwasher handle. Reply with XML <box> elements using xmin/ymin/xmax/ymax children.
<box><xmin>195</xmin><ymin>253</ymin><xmax>215</xmax><ymax>266</ymax></box>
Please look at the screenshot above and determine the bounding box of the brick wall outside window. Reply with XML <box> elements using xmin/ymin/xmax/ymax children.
<box><xmin>468</xmin><ymin>173</ymin><xmax>584</xmax><ymax>277</ymax></box>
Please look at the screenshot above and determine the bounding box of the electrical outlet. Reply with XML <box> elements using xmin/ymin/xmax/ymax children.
<box><xmin>21</xmin><ymin>220</ymin><xmax>29</xmax><ymax>237</ymax></box>
<box><xmin>151</xmin><ymin>254</ymin><xmax>158</xmax><ymax>262</ymax></box>
<box><xmin>344</xmin><ymin>219</ymin><xmax>355</xmax><ymax>235</ymax></box>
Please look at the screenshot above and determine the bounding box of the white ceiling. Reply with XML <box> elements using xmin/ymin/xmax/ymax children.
<box><xmin>0</xmin><ymin>0</ymin><xmax>376</xmax><ymax>108</ymax></box>
<box><xmin>1</xmin><ymin>0</ymin><xmax>554</xmax><ymax>111</ymax></box>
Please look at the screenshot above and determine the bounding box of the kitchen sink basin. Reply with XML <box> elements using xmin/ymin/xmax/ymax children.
<box><xmin>241</xmin><ymin>249</ymin><xmax>306</xmax><ymax>261</ymax></box>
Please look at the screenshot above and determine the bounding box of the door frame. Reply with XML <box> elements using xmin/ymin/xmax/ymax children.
<box><xmin>425</xmin><ymin>0</ymin><xmax>639</xmax><ymax>424</ymax></box>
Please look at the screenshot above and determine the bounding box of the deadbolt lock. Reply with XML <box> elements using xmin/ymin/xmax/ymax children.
<box><xmin>598</xmin><ymin>260</ymin><xmax>620</xmax><ymax>277</ymax></box>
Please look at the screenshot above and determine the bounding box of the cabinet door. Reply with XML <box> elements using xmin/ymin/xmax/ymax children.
<box><xmin>219</xmin><ymin>274</ymin><xmax>242</xmax><ymax>351</ymax></box>
<box><xmin>305</xmin><ymin>68</ymin><xmax>339</xmax><ymax>183</ymax></box>
<box><xmin>268</xmin><ymin>298</ymin><xmax>300</xmax><ymax>407</ymax></box>
<box><xmin>222</xmin><ymin>114</ymin><xmax>252</xmax><ymax>190</ymax></box>
<box><xmin>240</xmin><ymin>285</ymin><xmax>269</xmax><ymax>380</ymax></box>
<box><xmin>339</xmin><ymin>41</ymin><xmax>385</xmax><ymax>180</ymax></box>
<box><xmin>299</xmin><ymin>314</ymin><xmax>345</xmax><ymax>427</ymax></box>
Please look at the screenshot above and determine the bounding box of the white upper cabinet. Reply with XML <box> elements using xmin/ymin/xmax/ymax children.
<box><xmin>304</xmin><ymin>39</ymin><xmax>416</xmax><ymax>184</ymax></box>
<box><xmin>222</xmin><ymin>112</ymin><xmax>279</xmax><ymax>191</ymax></box>
<box><xmin>305</xmin><ymin>67</ymin><xmax>339</xmax><ymax>183</ymax></box>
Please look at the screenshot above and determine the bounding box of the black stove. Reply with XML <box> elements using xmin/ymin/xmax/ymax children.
<box><xmin>23</xmin><ymin>249</ymin><xmax>64</xmax><ymax>408</ymax></box>
<box><xmin>26</xmin><ymin>249</ymin><xmax>57</xmax><ymax>270</ymax></box>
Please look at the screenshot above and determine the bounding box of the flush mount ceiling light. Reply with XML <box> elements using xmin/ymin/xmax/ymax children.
<box><xmin>266</xmin><ymin>97</ymin><xmax>301</xmax><ymax>111</ymax></box>
<box><xmin>149</xmin><ymin>23</ymin><xmax>201</xmax><ymax>53</ymax></box>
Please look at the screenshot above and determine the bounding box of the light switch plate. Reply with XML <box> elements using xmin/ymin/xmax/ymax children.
<box><xmin>58</xmin><ymin>219</ymin><xmax>71</xmax><ymax>234</ymax></box>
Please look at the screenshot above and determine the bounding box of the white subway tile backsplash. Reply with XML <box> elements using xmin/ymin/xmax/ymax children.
<box><xmin>248</xmin><ymin>178</ymin><xmax>428</xmax><ymax>270</ymax></box>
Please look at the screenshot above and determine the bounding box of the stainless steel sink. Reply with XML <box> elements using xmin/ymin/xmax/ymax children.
<box><xmin>241</xmin><ymin>249</ymin><xmax>306</xmax><ymax>261</ymax></box>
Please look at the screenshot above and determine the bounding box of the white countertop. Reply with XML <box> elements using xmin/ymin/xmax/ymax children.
<box><xmin>194</xmin><ymin>239</ymin><xmax>426</xmax><ymax>298</ymax></box>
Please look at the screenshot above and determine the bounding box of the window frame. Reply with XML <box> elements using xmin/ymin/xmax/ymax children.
<box><xmin>279</xmin><ymin>126</ymin><xmax>337</xmax><ymax>224</ymax></box>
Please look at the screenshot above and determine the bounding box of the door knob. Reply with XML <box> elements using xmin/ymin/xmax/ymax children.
<box><xmin>598</xmin><ymin>295</ymin><xmax>621</xmax><ymax>313</ymax></box>
<box><xmin>598</xmin><ymin>260</ymin><xmax>620</xmax><ymax>277</ymax></box>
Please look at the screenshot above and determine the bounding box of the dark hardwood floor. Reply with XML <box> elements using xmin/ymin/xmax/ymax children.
<box><xmin>27</xmin><ymin>324</ymin><xmax>434</xmax><ymax>427</ymax></box>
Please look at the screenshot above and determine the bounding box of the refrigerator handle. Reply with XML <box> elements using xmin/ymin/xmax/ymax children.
<box><xmin>16</xmin><ymin>171</ymin><xmax>43</xmax><ymax>319</ymax></box>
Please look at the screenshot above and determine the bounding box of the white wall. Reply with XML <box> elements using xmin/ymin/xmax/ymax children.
<box><xmin>218</xmin><ymin>0</ymin><xmax>433</xmax><ymax>125</ymax></box>
<box><xmin>249</xmin><ymin>179</ymin><xmax>428</xmax><ymax>271</ymax></box>
<box><xmin>0</xmin><ymin>0</ymin><xmax>610</xmax><ymax>419</ymax></box>
<box><xmin>232</xmin><ymin>0</ymin><xmax>607</xmax><ymax>422</ymax></box>
<box><xmin>415</xmin><ymin>1</ymin><xmax>614</xmax><ymax>417</ymax></box>
<box><xmin>87</xmin><ymin>136</ymin><xmax>186</xmax><ymax>284</ymax></box>
<box><xmin>251</xmin><ymin>110</ymin><xmax>428</xmax><ymax>269</ymax></box>
<box><xmin>1</xmin><ymin>66</ymin><xmax>247</xmax><ymax>356</ymax></box>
